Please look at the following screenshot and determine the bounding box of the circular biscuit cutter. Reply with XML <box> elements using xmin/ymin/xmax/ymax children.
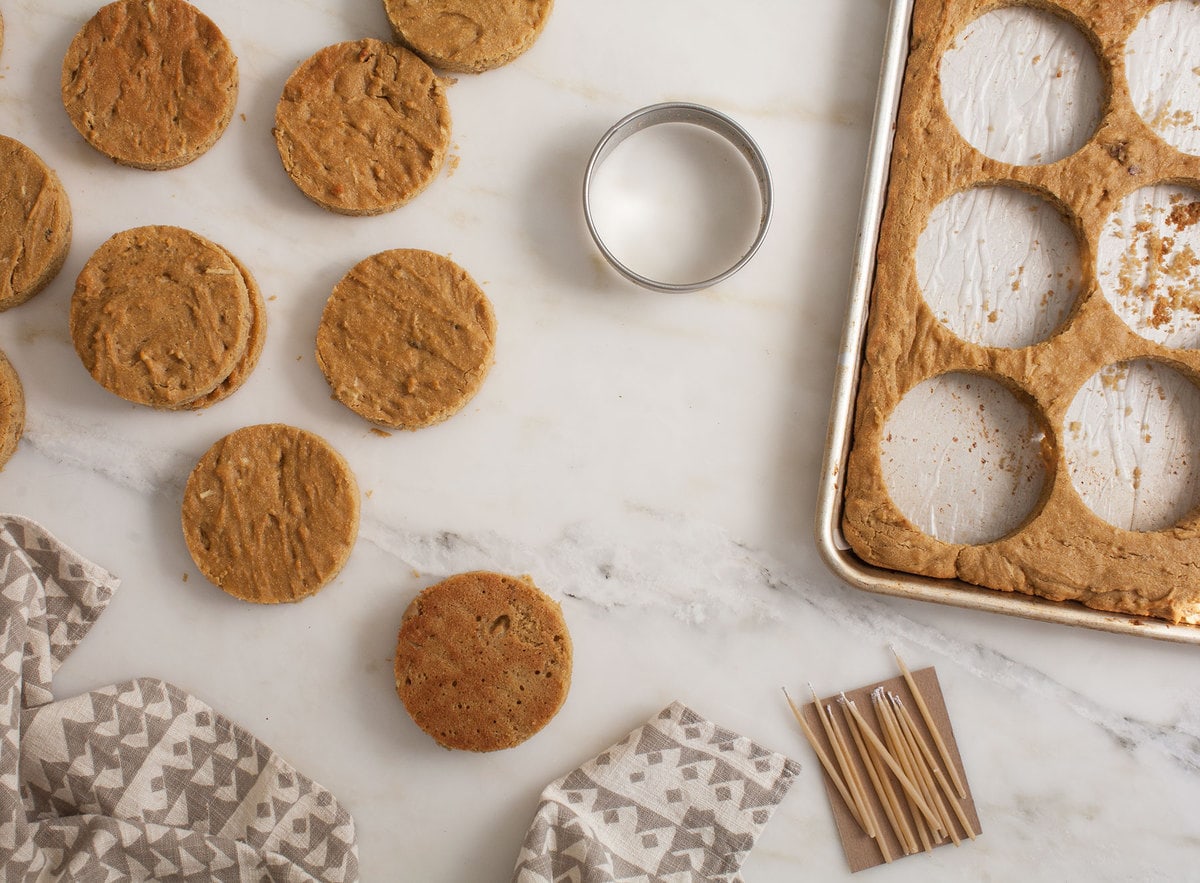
<box><xmin>583</xmin><ymin>102</ymin><xmax>774</xmax><ymax>292</ymax></box>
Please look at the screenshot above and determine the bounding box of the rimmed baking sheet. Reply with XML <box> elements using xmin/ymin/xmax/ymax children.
<box><xmin>815</xmin><ymin>0</ymin><xmax>1200</xmax><ymax>644</ymax></box>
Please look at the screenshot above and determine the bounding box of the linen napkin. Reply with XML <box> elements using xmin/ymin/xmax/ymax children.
<box><xmin>513</xmin><ymin>702</ymin><xmax>801</xmax><ymax>882</ymax></box>
<box><xmin>0</xmin><ymin>514</ymin><xmax>359</xmax><ymax>881</ymax></box>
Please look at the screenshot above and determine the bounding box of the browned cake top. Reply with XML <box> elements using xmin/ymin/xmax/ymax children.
<box><xmin>70</xmin><ymin>225</ymin><xmax>251</xmax><ymax>408</ymax></box>
<box><xmin>175</xmin><ymin>249</ymin><xmax>267</xmax><ymax>411</ymax></box>
<box><xmin>383</xmin><ymin>0</ymin><xmax>554</xmax><ymax>73</ymax></box>
<box><xmin>394</xmin><ymin>571</ymin><xmax>572</xmax><ymax>752</ymax></box>
<box><xmin>273</xmin><ymin>39</ymin><xmax>450</xmax><ymax>216</ymax></box>
<box><xmin>316</xmin><ymin>249</ymin><xmax>495</xmax><ymax>429</ymax></box>
<box><xmin>0</xmin><ymin>135</ymin><xmax>72</xmax><ymax>312</ymax></box>
<box><xmin>182</xmin><ymin>424</ymin><xmax>360</xmax><ymax>604</ymax></box>
<box><xmin>842</xmin><ymin>0</ymin><xmax>1200</xmax><ymax>624</ymax></box>
<box><xmin>61</xmin><ymin>0</ymin><xmax>238</xmax><ymax>170</ymax></box>
<box><xmin>0</xmin><ymin>349</ymin><xmax>24</xmax><ymax>472</ymax></box>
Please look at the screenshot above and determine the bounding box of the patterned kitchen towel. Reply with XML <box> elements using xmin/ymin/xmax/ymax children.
<box><xmin>513</xmin><ymin>702</ymin><xmax>801</xmax><ymax>882</ymax></box>
<box><xmin>0</xmin><ymin>514</ymin><xmax>359</xmax><ymax>882</ymax></box>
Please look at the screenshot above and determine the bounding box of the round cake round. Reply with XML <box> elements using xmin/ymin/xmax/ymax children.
<box><xmin>316</xmin><ymin>249</ymin><xmax>496</xmax><ymax>429</ymax></box>
<box><xmin>70</xmin><ymin>225</ymin><xmax>258</xmax><ymax>409</ymax></box>
<box><xmin>394</xmin><ymin>571</ymin><xmax>572</xmax><ymax>751</ymax></box>
<box><xmin>382</xmin><ymin>0</ymin><xmax>555</xmax><ymax>73</ymax></box>
<box><xmin>0</xmin><ymin>135</ymin><xmax>72</xmax><ymax>313</ymax></box>
<box><xmin>61</xmin><ymin>0</ymin><xmax>238</xmax><ymax>170</ymax></box>
<box><xmin>0</xmin><ymin>349</ymin><xmax>24</xmax><ymax>471</ymax></box>
<box><xmin>274</xmin><ymin>39</ymin><xmax>450</xmax><ymax>216</ymax></box>
<box><xmin>182</xmin><ymin>424</ymin><xmax>360</xmax><ymax>604</ymax></box>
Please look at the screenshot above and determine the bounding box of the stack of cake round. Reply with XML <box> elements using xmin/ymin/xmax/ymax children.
<box><xmin>70</xmin><ymin>226</ymin><xmax>265</xmax><ymax>411</ymax></box>
<box><xmin>843</xmin><ymin>0</ymin><xmax>1200</xmax><ymax>625</ymax></box>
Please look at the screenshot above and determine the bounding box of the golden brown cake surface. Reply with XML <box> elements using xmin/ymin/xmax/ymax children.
<box><xmin>70</xmin><ymin>225</ymin><xmax>251</xmax><ymax>409</ymax></box>
<box><xmin>181</xmin><ymin>424</ymin><xmax>360</xmax><ymax>604</ymax></box>
<box><xmin>175</xmin><ymin>249</ymin><xmax>267</xmax><ymax>411</ymax></box>
<box><xmin>273</xmin><ymin>39</ymin><xmax>450</xmax><ymax>216</ymax></box>
<box><xmin>61</xmin><ymin>0</ymin><xmax>238</xmax><ymax>170</ymax></box>
<box><xmin>843</xmin><ymin>0</ymin><xmax>1200</xmax><ymax>624</ymax></box>
<box><xmin>382</xmin><ymin>0</ymin><xmax>554</xmax><ymax>73</ymax></box>
<box><xmin>0</xmin><ymin>349</ymin><xmax>23</xmax><ymax>471</ymax></box>
<box><xmin>316</xmin><ymin>249</ymin><xmax>495</xmax><ymax>429</ymax></box>
<box><xmin>0</xmin><ymin>136</ymin><xmax>72</xmax><ymax>312</ymax></box>
<box><xmin>394</xmin><ymin>571</ymin><xmax>572</xmax><ymax>752</ymax></box>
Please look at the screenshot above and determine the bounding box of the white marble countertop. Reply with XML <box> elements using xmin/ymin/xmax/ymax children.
<box><xmin>2</xmin><ymin>0</ymin><xmax>1199</xmax><ymax>879</ymax></box>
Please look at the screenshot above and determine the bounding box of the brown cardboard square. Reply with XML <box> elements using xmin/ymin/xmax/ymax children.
<box><xmin>803</xmin><ymin>667</ymin><xmax>981</xmax><ymax>872</ymax></box>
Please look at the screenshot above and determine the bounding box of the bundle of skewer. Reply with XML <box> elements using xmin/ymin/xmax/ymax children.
<box><xmin>784</xmin><ymin>648</ymin><xmax>976</xmax><ymax>864</ymax></box>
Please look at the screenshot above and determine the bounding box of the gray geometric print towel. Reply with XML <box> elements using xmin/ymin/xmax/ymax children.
<box><xmin>0</xmin><ymin>515</ymin><xmax>358</xmax><ymax>881</ymax></box>
<box><xmin>513</xmin><ymin>702</ymin><xmax>801</xmax><ymax>882</ymax></box>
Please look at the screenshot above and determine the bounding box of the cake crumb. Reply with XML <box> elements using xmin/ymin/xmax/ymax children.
<box><xmin>1167</xmin><ymin>201</ymin><xmax>1200</xmax><ymax>232</ymax></box>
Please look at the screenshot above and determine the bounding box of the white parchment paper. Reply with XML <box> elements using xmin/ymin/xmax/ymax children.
<box><xmin>917</xmin><ymin>184</ymin><xmax>1079</xmax><ymax>349</ymax></box>
<box><xmin>882</xmin><ymin>373</ymin><xmax>1046</xmax><ymax>546</ymax></box>
<box><xmin>939</xmin><ymin>6</ymin><xmax>1102</xmax><ymax>166</ymax></box>
<box><xmin>1063</xmin><ymin>359</ymin><xmax>1200</xmax><ymax>532</ymax></box>
<box><xmin>1127</xmin><ymin>0</ymin><xmax>1200</xmax><ymax>158</ymax></box>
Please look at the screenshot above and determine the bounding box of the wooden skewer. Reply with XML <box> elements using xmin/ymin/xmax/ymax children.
<box><xmin>891</xmin><ymin>646</ymin><xmax>967</xmax><ymax>799</ymax></box>
<box><xmin>840</xmin><ymin>696</ymin><xmax>910</xmax><ymax>857</ymax></box>
<box><xmin>874</xmin><ymin>691</ymin><xmax>933</xmax><ymax>852</ymax></box>
<box><xmin>893</xmin><ymin>696</ymin><xmax>978</xmax><ymax>841</ymax></box>
<box><xmin>842</xmin><ymin>695</ymin><xmax>943</xmax><ymax>832</ymax></box>
<box><xmin>828</xmin><ymin>704</ymin><xmax>888</xmax><ymax>860</ymax></box>
<box><xmin>810</xmin><ymin>685</ymin><xmax>875</xmax><ymax>839</ymax></box>
<box><xmin>891</xmin><ymin>693</ymin><xmax>960</xmax><ymax>847</ymax></box>
<box><xmin>782</xmin><ymin>688</ymin><xmax>867</xmax><ymax>832</ymax></box>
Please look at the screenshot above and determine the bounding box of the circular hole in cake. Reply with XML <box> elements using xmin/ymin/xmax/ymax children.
<box><xmin>1097</xmin><ymin>181</ymin><xmax>1200</xmax><ymax>347</ymax></box>
<box><xmin>917</xmin><ymin>184</ymin><xmax>1081</xmax><ymax>348</ymax></box>
<box><xmin>1126</xmin><ymin>0</ymin><xmax>1200</xmax><ymax>157</ymax></box>
<box><xmin>940</xmin><ymin>5</ymin><xmax>1104</xmax><ymax>166</ymax></box>
<box><xmin>881</xmin><ymin>372</ymin><xmax>1048</xmax><ymax>545</ymax></box>
<box><xmin>1064</xmin><ymin>359</ymin><xmax>1200</xmax><ymax>531</ymax></box>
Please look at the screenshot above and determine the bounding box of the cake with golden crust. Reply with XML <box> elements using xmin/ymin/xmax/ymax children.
<box><xmin>273</xmin><ymin>39</ymin><xmax>450</xmax><ymax>216</ymax></box>
<box><xmin>61</xmin><ymin>0</ymin><xmax>238</xmax><ymax>170</ymax></box>
<box><xmin>182</xmin><ymin>424</ymin><xmax>360</xmax><ymax>604</ymax></box>
<box><xmin>0</xmin><ymin>350</ymin><xmax>23</xmax><ymax>471</ymax></box>
<box><xmin>394</xmin><ymin>571</ymin><xmax>572</xmax><ymax>751</ymax></box>
<box><xmin>382</xmin><ymin>0</ymin><xmax>554</xmax><ymax>73</ymax></box>
<box><xmin>316</xmin><ymin>249</ymin><xmax>495</xmax><ymax>429</ymax></box>
<box><xmin>71</xmin><ymin>226</ymin><xmax>253</xmax><ymax>409</ymax></box>
<box><xmin>843</xmin><ymin>0</ymin><xmax>1200</xmax><ymax>624</ymax></box>
<box><xmin>0</xmin><ymin>136</ymin><xmax>72</xmax><ymax>313</ymax></box>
